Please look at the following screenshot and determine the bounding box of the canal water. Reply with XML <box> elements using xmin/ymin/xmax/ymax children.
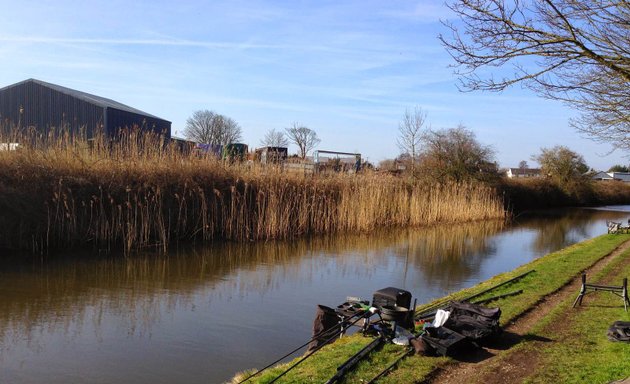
<box><xmin>1</xmin><ymin>206</ymin><xmax>629</xmax><ymax>383</ymax></box>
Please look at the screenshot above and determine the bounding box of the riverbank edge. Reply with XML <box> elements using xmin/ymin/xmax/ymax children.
<box><xmin>3</xmin><ymin>127</ymin><xmax>630</xmax><ymax>255</ymax></box>
<box><xmin>427</xmin><ymin>233</ymin><xmax>630</xmax><ymax>383</ymax></box>
<box><xmin>232</xmin><ymin>234</ymin><xmax>630</xmax><ymax>384</ymax></box>
<box><xmin>0</xmin><ymin>161</ymin><xmax>505</xmax><ymax>254</ymax></box>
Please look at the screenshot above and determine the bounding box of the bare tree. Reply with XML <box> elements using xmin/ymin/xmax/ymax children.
<box><xmin>532</xmin><ymin>145</ymin><xmax>589</xmax><ymax>186</ymax></box>
<box><xmin>440</xmin><ymin>1</ymin><xmax>630</xmax><ymax>149</ymax></box>
<box><xmin>418</xmin><ymin>124</ymin><xmax>498</xmax><ymax>182</ymax></box>
<box><xmin>285</xmin><ymin>122</ymin><xmax>320</xmax><ymax>159</ymax></box>
<box><xmin>184</xmin><ymin>110</ymin><xmax>242</xmax><ymax>145</ymax></box>
<box><xmin>378</xmin><ymin>158</ymin><xmax>397</xmax><ymax>171</ymax></box>
<box><xmin>518</xmin><ymin>160</ymin><xmax>529</xmax><ymax>170</ymax></box>
<box><xmin>260</xmin><ymin>128</ymin><xmax>289</xmax><ymax>148</ymax></box>
<box><xmin>397</xmin><ymin>106</ymin><xmax>427</xmax><ymax>172</ymax></box>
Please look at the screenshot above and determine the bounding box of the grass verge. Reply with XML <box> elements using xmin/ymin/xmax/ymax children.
<box><xmin>521</xmin><ymin>244</ymin><xmax>630</xmax><ymax>383</ymax></box>
<box><xmin>233</xmin><ymin>234</ymin><xmax>630</xmax><ymax>384</ymax></box>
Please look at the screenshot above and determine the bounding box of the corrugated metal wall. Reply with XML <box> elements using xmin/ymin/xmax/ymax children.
<box><xmin>107</xmin><ymin>108</ymin><xmax>171</xmax><ymax>138</ymax></box>
<box><xmin>0</xmin><ymin>81</ymin><xmax>105</xmax><ymax>137</ymax></box>
<box><xmin>0</xmin><ymin>80</ymin><xmax>171</xmax><ymax>139</ymax></box>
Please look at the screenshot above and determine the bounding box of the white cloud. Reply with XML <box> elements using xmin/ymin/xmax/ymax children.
<box><xmin>381</xmin><ymin>1</ymin><xmax>453</xmax><ymax>22</ymax></box>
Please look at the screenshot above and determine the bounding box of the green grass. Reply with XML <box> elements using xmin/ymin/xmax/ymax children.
<box><xmin>232</xmin><ymin>234</ymin><xmax>630</xmax><ymax>384</ymax></box>
<box><xmin>522</xmin><ymin>245</ymin><xmax>630</xmax><ymax>383</ymax></box>
<box><xmin>238</xmin><ymin>337</ymin><xmax>448</xmax><ymax>384</ymax></box>
<box><xmin>413</xmin><ymin>233</ymin><xmax>630</xmax><ymax>326</ymax></box>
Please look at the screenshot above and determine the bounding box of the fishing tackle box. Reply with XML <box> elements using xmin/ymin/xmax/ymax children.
<box><xmin>371</xmin><ymin>287</ymin><xmax>412</xmax><ymax>310</ymax></box>
<box><xmin>421</xmin><ymin>326</ymin><xmax>468</xmax><ymax>356</ymax></box>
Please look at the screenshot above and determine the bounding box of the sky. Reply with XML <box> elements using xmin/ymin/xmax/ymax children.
<box><xmin>0</xmin><ymin>0</ymin><xmax>626</xmax><ymax>170</ymax></box>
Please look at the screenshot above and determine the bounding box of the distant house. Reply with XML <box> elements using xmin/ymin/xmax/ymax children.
<box><xmin>0</xmin><ymin>78</ymin><xmax>171</xmax><ymax>138</ymax></box>
<box><xmin>592</xmin><ymin>171</ymin><xmax>630</xmax><ymax>183</ymax></box>
<box><xmin>506</xmin><ymin>167</ymin><xmax>542</xmax><ymax>178</ymax></box>
<box><xmin>591</xmin><ymin>171</ymin><xmax>614</xmax><ymax>181</ymax></box>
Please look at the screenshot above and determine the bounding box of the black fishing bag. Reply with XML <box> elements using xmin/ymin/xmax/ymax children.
<box><xmin>607</xmin><ymin>321</ymin><xmax>630</xmax><ymax>342</ymax></box>
<box><xmin>307</xmin><ymin>305</ymin><xmax>341</xmax><ymax>353</ymax></box>
<box><xmin>442</xmin><ymin>301</ymin><xmax>501</xmax><ymax>341</ymax></box>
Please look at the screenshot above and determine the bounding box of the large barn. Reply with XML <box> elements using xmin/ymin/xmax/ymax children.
<box><xmin>0</xmin><ymin>78</ymin><xmax>171</xmax><ymax>138</ymax></box>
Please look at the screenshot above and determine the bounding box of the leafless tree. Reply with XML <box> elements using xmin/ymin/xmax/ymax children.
<box><xmin>378</xmin><ymin>158</ymin><xmax>397</xmax><ymax>171</ymax></box>
<box><xmin>440</xmin><ymin>1</ymin><xmax>630</xmax><ymax>149</ymax></box>
<box><xmin>260</xmin><ymin>128</ymin><xmax>289</xmax><ymax>148</ymax></box>
<box><xmin>518</xmin><ymin>160</ymin><xmax>529</xmax><ymax>170</ymax></box>
<box><xmin>532</xmin><ymin>145</ymin><xmax>589</xmax><ymax>186</ymax></box>
<box><xmin>184</xmin><ymin>110</ymin><xmax>242</xmax><ymax>145</ymax></box>
<box><xmin>397</xmin><ymin>106</ymin><xmax>427</xmax><ymax>172</ymax></box>
<box><xmin>418</xmin><ymin>124</ymin><xmax>498</xmax><ymax>182</ymax></box>
<box><xmin>285</xmin><ymin>122</ymin><xmax>320</xmax><ymax>159</ymax></box>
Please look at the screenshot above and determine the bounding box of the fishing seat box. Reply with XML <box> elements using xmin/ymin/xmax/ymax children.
<box><xmin>372</xmin><ymin>287</ymin><xmax>412</xmax><ymax>310</ymax></box>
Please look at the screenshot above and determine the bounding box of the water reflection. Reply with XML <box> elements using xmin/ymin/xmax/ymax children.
<box><xmin>0</xmin><ymin>221</ymin><xmax>507</xmax><ymax>332</ymax></box>
<box><xmin>400</xmin><ymin>221</ymin><xmax>502</xmax><ymax>287</ymax></box>
<box><xmin>516</xmin><ymin>208</ymin><xmax>629</xmax><ymax>254</ymax></box>
<box><xmin>0</xmin><ymin>207</ymin><xmax>628</xmax><ymax>383</ymax></box>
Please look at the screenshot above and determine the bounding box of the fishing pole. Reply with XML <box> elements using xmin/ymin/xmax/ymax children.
<box><xmin>464</xmin><ymin>270</ymin><xmax>533</xmax><ymax>302</ymax></box>
<box><xmin>415</xmin><ymin>269</ymin><xmax>535</xmax><ymax>320</ymax></box>
<box><xmin>472</xmin><ymin>289</ymin><xmax>523</xmax><ymax>305</ymax></box>
<box><xmin>365</xmin><ymin>346</ymin><xmax>414</xmax><ymax>384</ymax></box>
<box><xmin>325</xmin><ymin>333</ymin><xmax>386</xmax><ymax>384</ymax></box>
<box><xmin>417</xmin><ymin>289</ymin><xmax>526</xmax><ymax>321</ymax></box>
<box><xmin>267</xmin><ymin>311</ymin><xmax>373</xmax><ymax>384</ymax></box>
<box><xmin>237</xmin><ymin>308</ymin><xmax>367</xmax><ymax>384</ymax></box>
<box><xmin>369</xmin><ymin>289</ymin><xmax>528</xmax><ymax>382</ymax></box>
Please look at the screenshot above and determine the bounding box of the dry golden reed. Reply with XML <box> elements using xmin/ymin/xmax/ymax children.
<box><xmin>0</xmin><ymin>126</ymin><xmax>507</xmax><ymax>254</ymax></box>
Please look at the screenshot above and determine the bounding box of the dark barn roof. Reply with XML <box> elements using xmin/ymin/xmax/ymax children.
<box><xmin>0</xmin><ymin>78</ymin><xmax>171</xmax><ymax>138</ymax></box>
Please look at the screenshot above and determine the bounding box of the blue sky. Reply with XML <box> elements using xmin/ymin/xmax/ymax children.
<box><xmin>0</xmin><ymin>0</ymin><xmax>626</xmax><ymax>170</ymax></box>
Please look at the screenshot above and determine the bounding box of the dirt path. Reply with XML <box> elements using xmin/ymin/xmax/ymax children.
<box><xmin>423</xmin><ymin>239</ymin><xmax>630</xmax><ymax>384</ymax></box>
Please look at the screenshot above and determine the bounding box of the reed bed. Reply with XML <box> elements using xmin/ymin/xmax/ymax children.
<box><xmin>0</xmin><ymin>127</ymin><xmax>507</xmax><ymax>254</ymax></box>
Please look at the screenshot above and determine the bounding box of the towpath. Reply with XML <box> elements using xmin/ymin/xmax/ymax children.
<box><xmin>423</xmin><ymin>239</ymin><xmax>630</xmax><ymax>384</ymax></box>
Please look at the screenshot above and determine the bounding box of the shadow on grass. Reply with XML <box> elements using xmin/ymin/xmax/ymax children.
<box><xmin>447</xmin><ymin>331</ymin><xmax>553</xmax><ymax>363</ymax></box>
<box><xmin>448</xmin><ymin>344</ymin><xmax>496</xmax><ymax>363</ymax></box>
<box><xmin>574</xmin><ymin>303</ymin><xmax>628</xmax><ymax>310</ymax></box>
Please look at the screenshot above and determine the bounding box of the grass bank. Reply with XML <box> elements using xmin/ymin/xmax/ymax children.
<box><xmin>483</xmin><ymin>240</ymin><xmax>630</xmax><ymax>383</ymax></box>
<box><xmin>528</xmin><ymin>251</ymin><xmax>630</xmax><ymax>383</ymax></box>
<box><xmin>233</xmin><ymin>234</ymin><xmax>630</xmax><ymax>383</ymax></box>
<box><xmin>0</xmin><ymin>129</ymin><xmax>506</xmax><ymax>254</ymax></box>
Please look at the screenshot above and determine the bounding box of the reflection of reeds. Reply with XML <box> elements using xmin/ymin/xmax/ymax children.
<box><xmin>0</xmin><ymin>220</ymin><xmax>507</xmax><ymax>340</ymax></box>
<box><xmin>0</xmin><ymin>126</ymin><xmax>506</xmax><ymax>253</ymax></box>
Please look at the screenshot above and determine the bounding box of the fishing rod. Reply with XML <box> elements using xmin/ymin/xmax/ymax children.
<box><xmin>267</xmin><ymin>311</ymin><xmax>374</xmax><ymax>384</ymax></box>
<box><xmin>416</xmin><ymin>288</ymin><xmax>525</xmax><ymax>321</ymax></box>
<box><xmin>368</xmin><ymin>288</ymin><xmax>527</xmax><ymax>383</ymax></box>
<box><xmin>473</xmin><ymin>289</ymin><xmax>523</xmax><ymax>305</ymax></box>
<box><xmin>464</xmin><ymin>270</ymin><xmax>533</xmax><ymax>302</ymax></box>
<box><xmin>415</xmin><ymin>269</ymin><xmax>535</xmax><ymax>320</ymax></box>
<box><xmin>365</xmin><ymin>346</ymin><xmax>414</xmax><ymax>384</ymax></box>
<box><xmin>237</xmin><ymin>308</ymin><xmax>367</xmax><ymax>384</ymax></box>
<box><xmin>417</xmin><ymin>289</ymin><xmax>525</xmax><ymax>321</ymax></box>
<box><xmin>325</xmin><ymin>333</ymin><xmax>386</xmax><ymax>384</ymax></box>
<box><xmin>323</xmin><ymin>307</ymin><xmax>401</xmax><ymax>384</ymax></box>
